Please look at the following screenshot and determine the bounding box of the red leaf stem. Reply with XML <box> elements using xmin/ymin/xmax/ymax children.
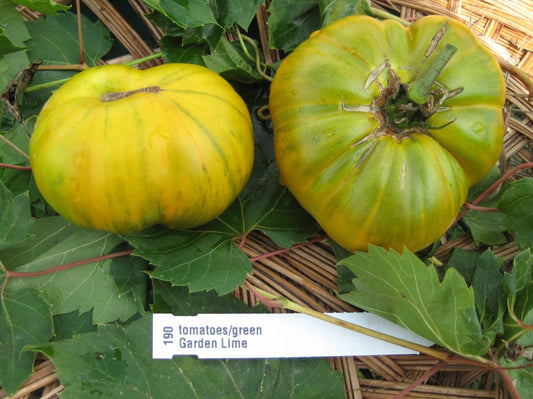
<box><xmin>248</xmin><ymin>235</ymin><xmax>327</xmax><ymax>262</ymax></box>
<box><xmin>394</xmin><ymin>361</ymin><xmax>446</xmax><ymax>399</ymax></box>
<box><xmin>462</xmin><ymin>203</ymin><xmax>499</xmax><ymax>212</ymax></box>
<box><xmin>6</xmin><ymin>249</ymin><xmax>133</xmax><ymax>278</ymax></box>
<box><xmin>454</xmin><ymin>162</ymin><xmax>533</xmax><ymax>224</ymax></box>
<box><xmin>0</xmin><ymin>163</ymin><xmax>31</xmax><ymax>171</ymax></box>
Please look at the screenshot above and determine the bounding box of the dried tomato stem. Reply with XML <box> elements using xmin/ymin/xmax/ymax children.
<box><xmin>407</xmin><ymin>43</ymin><xmax>457</xmax><ymax>105</ymax></box>
<box><xmin>100</xmin><ymin>86</ymin><xmax>161</xmax><ymax>102</ymax></box>
<box><xmin>245</xmin><ymin>284</ymin><xmax>480</xmax><ymax>364</ymax></box>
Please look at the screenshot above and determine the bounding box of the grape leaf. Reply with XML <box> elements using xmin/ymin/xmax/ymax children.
<box><xmin>12</xmin><ymin>0</ymin><xmax>70</xmax><ymax>15</ymax></box>
<box><xmin>463</xmin><ymin>209</ymin><xmax>507</xmax><ymax>246</ymax></box>
<box><xmin>0</xmin><ymin>180</ymin><xmax>33</xmax><ymax>250</ymax></box>
<box><xmin>0</xmin><ymin>217</ymin><xmax>142</xmax><ymax>323</ymax></box>
<box><xmin>0</xmin><ymin>27</ymin><xmax>26</xmax><ymax>56</ymax></box>
<box><xmin>338</xmin><ymin>245</ymin><xmax>492</xmax><ymax>359</ymax></box>
<box><xmin>214</xmin><ymin>0</ymin><xmax>265</xmax><ymax>29</ymax></box>
<box><xmin>0</xmin><ymin>0</ymin><xmax>31</xmax><ymax>94</ymax></box>
<box><xmin>471</xmin><ymin>251</ymin><xmax>504</xmax><ymax>341</ymax></box>
<box><xmin>126</xmin><ymin>157</ymin><xmax>317</xmax><ymax>295</ymax></box>
<box><xmin>143</xmin><ymin>0</ymin><xmax>217</xmax><ymax>29</ymax></box>
<box><xmin>0</xmin><ymin>284</ymin><xmax>53</xmax><ymax>396</ymax></box>
<box><xmin>499</xmin><ymin>178</ymin><xmax>533</xmax><ymax>249</ymax></box>
<box><xmin>504</xmin><ymin>249</ymin><xmax>533</xmax><ymax>298</ymax></box>
<box><xmin>23</xmin><ymin>12</ymin><xmax>113</xmax><ymax>111</ymax></box>
<box><xmin>500</xmin><ymin>280</ymin><xmax>533</xmax><ymax>399</ymax></box>
<box><xmin>203</xmin><ymin>36</ymin><xmax>263</xmax><ymax>83</ymax></box>
<box><xmin>29</xmin><ymin>283</ymin><xmax>345</xmax><ymax>399</ymax></box>
<box><xmin>26</xmin><ymin>12</ymin><xmax>112</xmax><ymax>67</ymax></box>
<box><xmin>0</xmin><ymin>0</ymin><xmax>30</xmax><ymax>58</ymax></box>
<box><xmin>319</xmin><ymin>0</ymin><xmax>373</xmax><ymax>26</ymax></box>
<box><xmin>268</xmin><ymin>0</ymin><xmax>321</xmax><ymax>51</ymax></box>
<box><xmin>446</xmin><ymin>248</ymin><xmax>480</xmax><ymax>284</ymax></box>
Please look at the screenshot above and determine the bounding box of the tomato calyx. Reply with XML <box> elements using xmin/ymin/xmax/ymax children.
<box><xmin>100</xmin><ymin>86</ymin><xmax>161</xmax><ymax>102</ymax></box>
<box><xmin>343</xmin><ymin>22</ymin><xmax>464</xmax><ymax>137</ymax></box>
<box><xmin>381</xmin><ymin>68</ymin><xmax>463</xmax><ymax>134</ymax></box>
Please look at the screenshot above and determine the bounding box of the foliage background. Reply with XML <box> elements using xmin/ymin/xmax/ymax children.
<box><xmin>1</xmin><ymin>0</ymin><xmax>532</xmax><ymax>398</ymax></box>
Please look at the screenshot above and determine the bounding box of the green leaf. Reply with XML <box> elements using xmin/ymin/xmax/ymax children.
<box><xmin>500</xmin><ymin>281</ymin><xmax>533</xmax><ymax>399</ymax></box>
<box><xmin>268</xmin><ymin>0</ymin><xmax>321</xmax><ymax>52</ymax></box>
<box><xmin>23</xmin><ymin>12</ymin><xmax>113</xmax><ymax>111</ymax></box>
<box><xmin>463</xmin><ymin>209</ymin><xmax>507</xmax><ymax>246</ymax></box>
<box><xmin>53</xmin><ymin>310</ymin><xmax>97</xmax><ymax>340</ymax></box>
<box><xmin>0</xmin><ymin>217</ymin><xmax>142</xmax><ymax>323</ymax></box>
<box><xmin>0</xmin><ymin>180</ymin><xmax>33</xmax><ymax>250</ymax></box>
<box><xmin>338</xmin><ymin>245</ymin><xmax>492</xmax><ymax>359</ymax></box>
<box><xmin>130</xmin><ymin>228</ymin><xmax>252</xmax><ymax>295</ymax></box>
<box><xmin>0</xmin><ymin>0</ymin><xmax>31</xmax><ymax>93</ymax></box>
<box><xmin>15</xmin><ymin>0</ymin><xmax>70</xmax><ymax>15</ymax></box>
<box><xmin>213</xmin><ymin>0</ymin><xmax>264</xmax><ymax>30</ymax></box>
<box><xmin>125</xmin><ymin>153</ymin><xmax>317</xmax><ymax>295</ymax></box>
<box><xmin>143</xmin><ymin>0</ymin><xmax>218</xmax><ymax>29</ymax></box>
<box><xmin>504</xmin><ymin>249</ymin><xmax>533</xmax><ymax>297</ymax></box>
<box><xmin>446</xmin><ymin>248</ymin><xmax>480</xmax><ymax>284</ymax></box>
<box><xmin>499</xmin><ymin>177</ymin><xmax>533</xmax><ymax>249</ymax></box>
<box><xmin>0</xmin><ymin>0</ymin><xmax>30</xmax><ymax>58</ymax></box>
<box><xmin>0</xmin><ymin>27</ymin><xmax>26</xmax><ymax>56</ymax></box>
<box><xmin>203</xmin><ymin>36</ymin><xmax>262</xmax><ymax>83</ymax></box>
<box><xmin>26</xmin><ymin>12</ymin><xmax>112</xmax><ymax>67</ymax></box>
<box><xmin>319</xmin><ymin>0</ymin><xmax>373</xmax><ymax>26</ymax></box>
<box><xmin>0</xmin><ymin>284</ymin><xmax>53</xmax><ymax>396</ymax></box>
<box><xmin>471</xmin><ymin>251</ymin><xmax>504</xmax><ymax>340</ymax></box>
<box><xmin>30</xmin><ymin>284</ymin><xmax>345</xmax><ymax>399</ymax></box>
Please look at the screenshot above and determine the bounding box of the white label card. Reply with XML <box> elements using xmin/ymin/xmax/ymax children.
<box><xmin>152</xmin><ymin>312</ymin><xmax>433</xmax><ymax>359</ymax></box>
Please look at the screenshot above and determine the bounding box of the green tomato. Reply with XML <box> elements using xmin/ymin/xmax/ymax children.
<box><xmin>269</xmin><ymin>15</ymin><xmax>506</xmax><ymax>252</ymax></box>
<box><xmin>30</xmin><ymin>63</ymin><xmax>254</xmax><ymax>234</ymax></box>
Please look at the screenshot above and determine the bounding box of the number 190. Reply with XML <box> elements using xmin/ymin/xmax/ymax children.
<box><xmin>163</xmin><ymin>326</ymin><xmax>173</xmax><ymax>345</ymax></box>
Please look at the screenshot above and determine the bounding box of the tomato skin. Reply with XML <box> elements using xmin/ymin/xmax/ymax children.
<box><xmin>30</xmin><ymin>63</ymin><xmax>254</xmax><ymax>234</ymax></box>
<box><xmin>269</xmin><ymin>15</ymin><xmax>506</xmax><ymax>252</ymax></box>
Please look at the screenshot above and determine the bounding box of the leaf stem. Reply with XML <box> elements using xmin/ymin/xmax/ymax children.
<box><xmin>25</xmin><ymin>77</ymin><xmax>72</xmax><ymax>93</ymax></box>
<box><xmin>463</xmin><ymin>203</ymin><xmax>499</xmax><ymax>212</ymax></box>
<box><xmin>4</xmin><ymin>249</ymin><xmax>133</xmax><ymax>278</ymax></box>
<box><xmin>496</xmin><ymin>365</ymin><xmax>523</xmax><ymax>399</ymax></box>
<box><xmin>124</xmin><ymin>51</ymin><xmax>164</xmax><ymax>67</ymax></box>
<box><xmin>0</xmin><ymin>134</ymin><xmax>30</xmax><ymax>160</ymax></box>
<box><xmin>454</xmin><ymin>162</ymin><xmax>533</xmax><ymax>223</ymax></box>
<box><xmin>237</xmin><ymin>33</ymin><xmax>273</xmax><ymax>82</ymax></box>
<box><xmin>244</xmin><ymin>282</ymin><xmax>457</xmax><ymax>363</ymax></box>
<box><xmin>0</xmin><ymin>163</ymin><xmax>31</xmax><ymax>171</ymax></box>
<box><xmin>25</xmin><ymin>52</ymin><xmax>164</xmax><ymax>93</ymax></box>
<box><xmin>395</xmin><ymin>361</ymin><xmax>446</xmax><ymax>398</ymax></box>
<box><xmin>248</xmin><ymin>236</ymin><xmax>327</xmax><ymax>262</ymax></box>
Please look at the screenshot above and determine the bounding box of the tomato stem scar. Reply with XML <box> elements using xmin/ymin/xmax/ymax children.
<box><xmin>100</xmin><ymin>86</ymin><xmax>161</xmax><ymax>102</ymax></box>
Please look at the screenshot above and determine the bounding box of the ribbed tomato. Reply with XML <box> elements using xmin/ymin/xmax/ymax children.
<box><xmin>30</xmin><ymin>63</ymin><xmax>254</xmax><ymax>234</ymax></box>
<box><xmin>269</xmin><ymin>15</ymin><xmax>506</xmax><ymax>252</ymax></box>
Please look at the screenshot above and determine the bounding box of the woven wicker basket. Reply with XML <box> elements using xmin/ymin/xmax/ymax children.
<box><xmin>3</xmin><ymin>0</ymin><xmax>532</xmax><ymax>398</ymax></box>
